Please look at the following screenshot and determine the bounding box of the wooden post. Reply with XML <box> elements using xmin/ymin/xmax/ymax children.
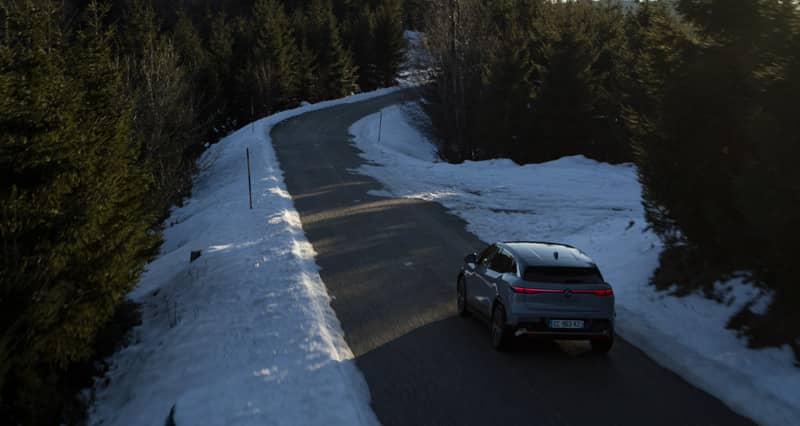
<box><xmin>378</xmin><ymin>110</ymin><xmax>383</xmax><ymax>143</ymax></box>
<box><xmin>247</xmin><ymin>148</ymin><xmax>253</xmax><ymax>209</ymax></box>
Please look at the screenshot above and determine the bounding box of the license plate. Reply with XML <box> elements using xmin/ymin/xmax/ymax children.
<box><xmin>548</xmin><ymin>319</ymin><xmax>584</xmax><ymax>329</ymax></box>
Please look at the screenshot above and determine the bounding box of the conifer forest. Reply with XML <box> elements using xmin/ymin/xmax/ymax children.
<box><xmin>2</xmin><ymin>0</ymin><xmax>799</xmax><ymax>424</ymax></box>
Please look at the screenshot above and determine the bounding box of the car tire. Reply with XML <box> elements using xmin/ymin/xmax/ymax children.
<box><xmin>591</xmin><ymin>332</ymin><xmax>614</xmax><ymax>354</ymax></box>
<box><xmin>490</xmin><ymin>304</ymin><xmax>512</xmax><ymax>351</ymax></box>
<box><xmin>456</xmin><ymin>277</ymin><xmax>469</xmax><ymax>317</ymax></box>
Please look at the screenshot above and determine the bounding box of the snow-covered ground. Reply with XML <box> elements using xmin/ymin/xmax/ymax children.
<box><xmin>396</xmin><ymin>30</ymin><xmax>433</xmax><ymax>87</ymax></box>
<box><xmin>87</xmin><ymin>89</ymin><xmax>403</xmax><ymax>426</ymax></box>
<box><xmin>349</xmin><ymin>103</ymin><xmax>800</xmax><ymax>426</ymax></box>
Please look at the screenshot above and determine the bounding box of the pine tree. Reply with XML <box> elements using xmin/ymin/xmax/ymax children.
<box><xmin>171</xmin><ymin>7</ymin><xmax>211</xmax><ymax>155</ymax></box>
<box><xmin>1</xmin><ymin>1</ymin><xmax>156</xmax><ymax>421</ymax></box>
<box><xmin>729</xmin><ymin>1</ymin><xmax>800</xmax><ymax>349</ymax></box>
<box><xmin>633</xmin><ymin>0</ymin><xmax>800</xmax><ymax>355</ymax></box>
<box><xmin>332</xmin><ymin>0</ymin><xmax>360</xmax><ymax>44</ymax></box>
<box><xmin>305</xmin><ymin>0</ymin><xmax>358</xmax><ymax>98</ymax></box>
<box><xmin>47</xmin><ymin>0</ymin><xmax>156</xmax><ymax>382</ymax></box>
<box><xmin>527</xmin><ymin>2</ymin><xmax>628</xmax><ymax>162</ymax></box>
<box><xmin>478</xmin><ymin>1</ymin><xmax>537</xmax><ymax>161</ymax></box>
<box><xmin>173</xmin><ymin>8</ymin><xmax>206</xmax><ymax>81</ymax></box>
<box><xmin>280</xmin><ymin>6</ymin><xmax>320</xmax><ymax>103</ymax></box>
<box><xmin>622</xmin><ymin>1</ymin><xmax>697</xmax><ymax>241</ymax></box>
<box><xmin>205</xmin><ymin>10</ymin><xmax>236</xmax><ymax>133</ymax></box>
<box><xmin>677</xmin><ymin>0</ymin><xmax>762</xmax><ymax>42</ymax></box>
<box><xmin>3</xmin><ymin>1</ymin><xmax>72</xmax><ymax>421</ymax></box>
<box><xmin>637</xmin><ymin>0</ymin><xmax>766</xmax><ymax>257</ymax></box>
<box><xmin>297</xmin><ymin>39</ymin><xmax>322</xmax><ymax>102</ymax></box>
<box><xmin>352</xmin><ymin>5</ymin><xmax>377</xmax><ymax>90</ymax></box>
<box><xmin>373</xmin><ymin>0</ymin><xmax>405</xmax><ymax>86</ymax></box>
<box><xmin>120</xmin><ymin>0</ymin><xmax>161</xmax><ymax>60</ymax></box>
<box><xmin>249</xmin><ymin>0</ymin><xmax>299</xmax><ymax>114</ymax></box>
<box><xmin>403</xmin><ymin>0</ymin><xmax>429</xmax><ymax>30</ymax></box>
<box><xmin>1</xmin><ymin>2</ymin><xmax>83</xmax><ymax>418</ymax></box>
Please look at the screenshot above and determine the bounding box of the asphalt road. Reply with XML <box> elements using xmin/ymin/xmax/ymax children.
<box><xmin>271</xmin><ymin>90</ymin><xmax>754</xmax><ymax>426</ymax></box>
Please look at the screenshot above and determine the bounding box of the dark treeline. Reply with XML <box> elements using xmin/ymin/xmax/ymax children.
<box><xmin>425</xmin><ymin>0</ymin><xmax>631</xmax><ymax>164</ymax></box>
<box><xmin>0</xmin><ymin>0</ymin><xmax>405</xmax><ymax>423</ymax></box>
<box><xmin>425</xmin><ymin>0</ymin><xmax>800</xmax><ymax>359</ymax></box>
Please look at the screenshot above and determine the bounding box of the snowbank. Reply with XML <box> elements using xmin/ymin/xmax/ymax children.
<box><xmin>349</xmin><ymin>103</ymin><xmax>800</xmax><ymax>426</ymax></box>
<box><xmin>88</xmin><ymin>88</ymin><xmax>402</xmax><ymax>426</ymax></box>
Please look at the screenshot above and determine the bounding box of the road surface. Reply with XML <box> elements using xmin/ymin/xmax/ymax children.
<box><xmin>271</xmin><ymin>90</ymin><xmax>754</xmax><ymax>426</ymax></box>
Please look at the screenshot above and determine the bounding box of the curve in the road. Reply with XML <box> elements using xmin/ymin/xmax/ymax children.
<box><xmin>270</xmin><ymin>90</ymin><xmax>754</xmax><ymax>426</ymax></box>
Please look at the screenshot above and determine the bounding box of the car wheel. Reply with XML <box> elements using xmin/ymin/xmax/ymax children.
<box><xmin>490</xmin><ymin>304</ymin><xmax>512</xmax><ymax>351</ymax></box>
<box><xmin>456</xmin><ymin>277</ymin><xmax>469</xmax><ymax>317</ymax></box>
<box><xmin>591</xmin><ymin>331</ymin><xmax>614</xmax><ymax>354</ymax></box>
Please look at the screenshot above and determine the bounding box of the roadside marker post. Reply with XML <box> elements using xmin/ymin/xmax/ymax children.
<box><xmin>378</xmin><ymin>110</ymin><xmax>383</xmax><ymax>143</ymax></box>
<box><xmin>247</xmin><ymin>147</ymin><xmax>253</xmax><ymax>210</ymax></box>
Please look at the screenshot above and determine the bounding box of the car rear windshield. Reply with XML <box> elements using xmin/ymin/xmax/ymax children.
<box><xmin>523</xmin><ymin>267</ymin><xmax>603</xmax><ymax>284</ymax></box>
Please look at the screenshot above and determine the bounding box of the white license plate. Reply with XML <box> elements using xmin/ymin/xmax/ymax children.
<box><xmin>549</xmin><ymin>319</ymin><xmax>584</xmax><ymax>329</ymax></box>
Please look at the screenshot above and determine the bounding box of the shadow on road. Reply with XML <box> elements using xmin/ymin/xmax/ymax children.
<box><xmin>357</xmin><ymin>314</ymin><xmax>752</xmax><ymax>426</ymax></box>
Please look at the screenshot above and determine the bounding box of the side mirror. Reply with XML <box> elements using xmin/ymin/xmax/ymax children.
<box><xmin>464</xmin><ymin>253</ymin><xmax>478</xmax><ymax>263</ymax></box>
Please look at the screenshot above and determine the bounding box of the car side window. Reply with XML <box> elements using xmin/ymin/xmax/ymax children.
<box><xmin>490</xmin><ymin>251</ymin><xmax>514</xmax><ymax>273</ymax></box>
<box><xmin>478</xmin><ymin>245</ymin><xmax>498</xmax><ymax>266</ymax></box>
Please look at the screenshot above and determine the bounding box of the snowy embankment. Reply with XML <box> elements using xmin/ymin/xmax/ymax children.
<box><xmin>88</xmin><ymin>89</ymin><xmax>402</xmax><ymax>426</ymax></box>
<box><xmin>349</xmin><ymin>103</ymin><xmax>800</xmax><ymax>426</ymax></box>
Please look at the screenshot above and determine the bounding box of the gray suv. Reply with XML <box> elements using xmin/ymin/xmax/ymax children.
<box><xmin>457</xmin><ymin>241</ymin><xmax>615</xmax><ymax>352</ymax></box>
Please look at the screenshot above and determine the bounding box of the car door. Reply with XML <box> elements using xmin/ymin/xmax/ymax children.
<box><xmin>468</xmin><ymin>245</ymin><xmax>498</xmax><ymax>316</ymax></box>
<box><xmin>483</xmin><ymin>249</ymin><xmax>515</xmax><ymax>311</ymax></box>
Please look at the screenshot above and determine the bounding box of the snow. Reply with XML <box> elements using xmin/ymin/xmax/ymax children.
<box><xmin>349</xmin><ymin>102</ymin><xmax>800</xmax><ymax>426</ymax></box>
<box><xmin>88</xmin><ymin>88</ymin><xmax>403</xmax><ymax>426</ymax></box>
<box><xmin>396</xmin><ymin>30</ymin><xmax>433</xmax><ymax>87</ymax></box>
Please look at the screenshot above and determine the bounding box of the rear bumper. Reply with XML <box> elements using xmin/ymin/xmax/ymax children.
<box><xmin>509</xmin><ymin>316</ymin><xmax>614</xmax><ymax>340</ymax></box>
<box><xmin>513</xmin><ymin>328</ymin><xmax>612</xmax><ymax>339</ymax></box>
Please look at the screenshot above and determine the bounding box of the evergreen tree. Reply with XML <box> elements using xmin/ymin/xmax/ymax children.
<box><xmin>478</xmin><ymin>1</ymin><xmax>537</xmax><ymax>161</ymax></box>
<box><xmin>1</xmin><ymin>2</ymin><xmax>84</xmax><ymax>419</ymax></box>
<box><xmin>622</xmin><ymin>1</ymin><xmax>697</xmax><ymax>241</ymax></box>
<box><xmin>729</xmin><ymin>1</ymin><xmax>800</xmax><ymax>348</ymax></box>
<box><xmin>173</xmin><ymin>8</ymin><xmax>206</xmax><ymax>82</ymax></box>
<box><xmin>171</xmin><ymin>7</ymin><xmax>210</xmax><ymax>155</ymax></box>
<box><xmin>636</xmin><ymin>0</ymin><xmax>766</xmax><ymax>257</ymax></box>
<box><xmin>633</xmin><ymin>0</ymin><xmax>800</xmax><ymax>351</ymax></box>
<box><xmin>527</xmin><ymin>2</ymin><xmax>628</xmax><ymax>162</ymax></box>
<box><xmin>296</xmin><ymin>39</ymin><xmax>322</xmax><ymax>102</ymax></box>
<box><xmin>53</xmin><ymin>0</ymin><xmax>156</xmax><ymax>390</ymax></box>
<box><xmin>1</xmin><ymin>1</ymin><xmax>156</xmax><ymax>422</ymax></box>
<box><xmin>290</xmin><ymin>8</ymin><xmax>320</xmax><ymax>103</ymax></box>
<box><xmin>677</xmin><ymin>0</ymin><xmax>762</xmax><ymax>42</ymax></box>
<box><xmin>403</xmin><ymin>0</ymin><xmax>428</xmax><ymax>30</ymax></box>
<box><xmin>304</xmin><ymin>0</ymin><xmax>358</xmax><ymax>98</ymax></box>
<box><xmin>249</xmin><ymin>0</ymin><xmax>299</xmax><ymax>114</ymax></box>
<box><xmin>120</xmin><ymin>0</ymin><xmax>161</xmax><ymax>60</ymax></box>
<box><xmin>332</xmin><ymin>0</ymin><xmax>360</xmax><ymax>45</ymax></box>
<box><xmin>228</xmin><ymin>14</ymin><xmax>259</xmax><ymax>123</ymax></box>
<box><xmin>205</xmin><ymin>9</ymin><xmax>236</xmax><ymax>133</ymax></box>
<box><xmin>373</xmin><ymin>0</ymin><xmax>405</xmax><ymax>86</ymax></box>
<box><xmin>351</xmin><ymin>5</ymin><xmax>377</xmax><ymax>90</ymax></box>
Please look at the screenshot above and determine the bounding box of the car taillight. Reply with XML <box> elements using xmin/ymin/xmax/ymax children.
<box><xmin>511</xmin><ymin>286</ymin><xmax>564</xmax><ymax>295</ymax></box>
<box><xmin>511</xmin><ymin>287</ymin><xmax>613</xmax><ymax>296</ymax></box>
<box><xmin>572</xmin><ymin>289</ymin><xmax>613</xmax><ymax>296</ymax></box>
